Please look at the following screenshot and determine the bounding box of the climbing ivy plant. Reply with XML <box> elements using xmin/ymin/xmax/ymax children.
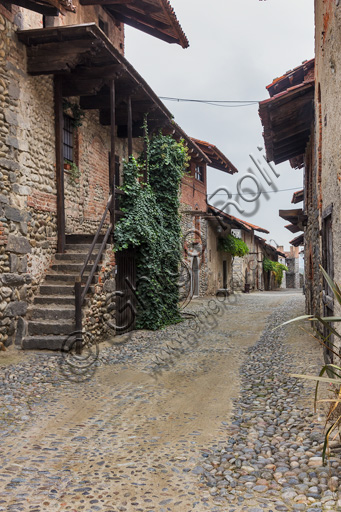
<box><xmin>218</xmin><ymin>234</ymin><xmax>249</xmax><ymax>258</ymax></box>
<box><xmin>114</xmin><ymin>132</ymin><xmax>189</xmax><ymax>330</ymax></box>
<box><xmin>263</xmin><ymin>257</ymin><xmax>288</xmax><ymax>286</ymax></box>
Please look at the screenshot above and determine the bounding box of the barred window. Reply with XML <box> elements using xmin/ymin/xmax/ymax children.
<box><xmin>195</xmin><ymin>165</ymin><xmax>204</xmax><ymax>182</ymax></box>
<box><xmin>63</xmin><ymin>115</ymin><xmax>73</xmax><ymax>162</ymax></box>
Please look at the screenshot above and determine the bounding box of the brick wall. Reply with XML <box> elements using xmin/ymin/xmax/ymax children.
<box><xmin>0</xmin><ymin>4</ymin><xmax>131</xmax><ymax>347</ymax></box>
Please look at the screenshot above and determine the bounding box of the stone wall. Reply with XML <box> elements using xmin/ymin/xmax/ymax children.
<box><xmin>314</xmin><ymin>0</ymin><xmax>341</xmax><ymax>324</ymax></box>
<box><xmin>180</xmin><ymin>205</ymin><xmax>208</xmax><ymax>297</ymax></box>
<box><xmin>304</xmin><ymin>132</ymin><xmax>322</xmax><ymax>317</ymax></box>
<box><xmin>0</xmin><ymin>4</ymin><xmax>134</xmax><ymax>347</ymax></box>
<box><xmin>83</xmin><ymin>245</ymin><xmax>116</xmax><ymax>339</ymax></box>
<box><xmin>0</xmin><ymin>8</ymin><xmax>56</xmax><ymax>346</ymax></box>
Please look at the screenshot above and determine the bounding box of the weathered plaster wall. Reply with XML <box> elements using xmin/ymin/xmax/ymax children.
<box><xmin>206</xmin><ymin>222</ymin><xmax>232</xmax><ymax>294</ymax></box>
<box><xmin>231</xmin><ymin>230</ymin><xmax>262</xmax><ymax>292</ymax></box>
<box><xmin>180</xmin><ymin>206</ymin><xmax>208</xmax><ymax>297</ymax></box>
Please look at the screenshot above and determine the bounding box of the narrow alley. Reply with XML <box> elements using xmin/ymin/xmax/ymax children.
<box><xmin>1</xmin><ymin>291</ymin><xmax>336</xmax><ymax>512</ymax></box>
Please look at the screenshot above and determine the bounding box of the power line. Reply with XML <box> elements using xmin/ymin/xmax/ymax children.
<box><xmin>159</xmin><ymin>96</ymin><xmax>259</xmax><ymax>108</ymax></box>
<box><xmin>207</xmin><ymin>187</ymin><xmax>301</xmax><ymax>197</ymax></box>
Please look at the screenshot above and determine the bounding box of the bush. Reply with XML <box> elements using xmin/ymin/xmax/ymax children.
<box><xmin>218</xmin><ymin>234</ymin><xmax>249</xmax><ymax>258</ymax></box>
<box><xmin>263</xmin><ymin>257</ymin><xmax>288</xmax><ymax>286</ymax></box>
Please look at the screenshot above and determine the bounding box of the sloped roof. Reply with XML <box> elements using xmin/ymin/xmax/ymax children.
<box><xmin>79</xmin><ymin>0</ymin><xmax>189</xmax><ymax>47</ymax></box>
<box><xmin>290</xmin><ymin>233</ymin><xmax>304</xmax><ymax>247</ymax></box>
<box><xmin>266</xmin><ymin>59</ymin><xmax>314</xmax><ymax>97</ymax></box>
<box><xmin>259</xmin><ymin>59</ymin><xmax>315</xmax><ymax>165</ymax></box>
<box><xmin>291</xmin><ymin>189</ymin><xmax>304</xmax><ymax>204</ymax></box>
<box><xmin>17</xmin><ymin>24</ymin><xmax>202</xmax><ymax>158</ymax></box>
<box><xmin>208</xmin><ymin>206</ymin><xmax>269</xmax><ymax>234</ymax></box>
<box><xmin>191</xmin><ymin>138</ymin><xmax>238</xmax><ymax>174</ymax></box>
<box><xmin>259</xmin><ymin>81</ymin><xmax>314</xmax><ymax>164</ymax></box>
<box><xmin>254</xmin><ymin>235</ymin><xmax>285</xmax><ymax>258</ymax></box>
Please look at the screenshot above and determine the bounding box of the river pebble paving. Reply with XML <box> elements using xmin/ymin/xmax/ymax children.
<box><xmin>0</xmin><ymin>293</ymin><xmax>339</xmax><ymax>512</ymax></box>
<box><xmin>196</xmin><ymin>298</ymin><xmax>341</xmax><ymax>512</ymax></box>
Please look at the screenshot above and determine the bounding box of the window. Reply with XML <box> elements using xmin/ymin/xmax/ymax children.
<box><xmin>63</xmin><ymin>115</ymin><xmax>73</xmax><ymax>162</ymax></box>
<box><xmin>195</xmin><ymin>164</ymin><xmax>204</xmax><ymax>182</ymax></box>
<box><xmin>98</xmin><ymin>16</ymin><xmax>108</xmax><ymax>36</ymax></box>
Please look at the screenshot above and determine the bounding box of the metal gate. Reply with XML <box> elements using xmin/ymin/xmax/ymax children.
<box><xmin>115</xmin><ymin>248</ymin><xmax>136</xmax><ymax>333</ymax></box>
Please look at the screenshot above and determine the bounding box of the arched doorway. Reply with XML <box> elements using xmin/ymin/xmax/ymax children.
<box><xmin>192</xmin><ymin>257</ymin><xmax>199</xmax><ymax>297</ymax></box>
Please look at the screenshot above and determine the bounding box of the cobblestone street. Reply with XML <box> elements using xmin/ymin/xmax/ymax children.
<box><xmin>1</xmin><ymin>291</ymin><xmax>338</xmax><ymax>512</ymax></box>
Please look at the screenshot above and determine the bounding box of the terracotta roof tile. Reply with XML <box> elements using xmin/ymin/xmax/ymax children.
<box><xmin>208</xmin><ymin>206</ymin><xmax>269</xmax><ymax>234</ymax></box>
<box><xmin>191</xmin><ymin>138</ymin><xmax>238</xmax><ymax>174</ymax></box>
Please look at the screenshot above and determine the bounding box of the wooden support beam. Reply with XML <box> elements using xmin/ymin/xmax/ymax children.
<box><xmin>107</xmin><ymin>11</ymin><xmax>178</xmax><ymax>45</ymax></box>
<box><xmin>6</xmin><ymin>0</ymin><xmax>59</xmax><ymax>15</ymax></box>
<box><xmin>108</xmin><ymin>5</ymin><xmax>170</xmax><ymax>30</ymax></box>
<box><xmin>62</xmin><ymin>78</ymin><xmax>105</xmax><ymax>97</ymax></box>
<box><xmin>80</xmin><ymin>94</ymin><xmax>110</xmax><ymax>110</ymax></box>
<box><xmin>109</xmin><ymin>79</ymin><xmax>116</xmax><ymax>228</ymax></box>
<box><xmin>54</xmin><ymin>75</ymin><xmax>65</xmax><ymax>254</ymax></box>
<box><xmin>128</xmin><ymin>95</ymin><xmax>133</xmax><ymax>157</ymax></box>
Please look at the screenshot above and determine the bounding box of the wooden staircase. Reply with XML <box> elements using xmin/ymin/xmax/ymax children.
<box><xmin>22</xmin><ymin>234</ymin><xmax>105</xmax><ymax>350</ymax></box>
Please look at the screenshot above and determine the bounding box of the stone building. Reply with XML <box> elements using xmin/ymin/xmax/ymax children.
<box><xmin>259</xmin><ymin>1</ymin><xmax>341</xmax><ymax>361</ymax></box>
<box><xmin>179</xmin><ymin>139</ymin><xmax>238</xmax><ymax>297</ymax></box>
<box><xmin>284</xmin><ymin>246</ymin><xmax>301</xmax><ymax>289</ymax></box>
<box><xmin>0</xmin><ymin>0</ymin><xmax>211</xmax><ymax>349</ymax></box>
<box><xmin>179</xmin><ymin>134</ymin><xmax>284</xmax><ymax>298</ymax></box>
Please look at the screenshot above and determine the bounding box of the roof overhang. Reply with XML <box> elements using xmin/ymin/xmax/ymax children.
<box><xmin>266</xmin><ymin>59</ymin><xmax>314</xmax><ymax>97</ymax></box>
<box><xmin>291</xmin><ymin>189</ymin><xmax>304</xmax><ymax>204</ymax></box>
<box><xmin>279</xmin><ymin>208</ymin><xmax>307</xmax><ymax>231</ymax></box>
<box><xmin>207</xmin><ymin>206</ymin><xmax>269</xmax><ymax>234</ymax></box>
<box><xmin>190</xmin><ymin>138</ymin><xmax>238</xmax><ymax>174</ymax></box>
<box><xmin>6</xmin><ymin>0</ymin><xmax>75</xmax><ymax>15</ymax></box>
<box><xmin>17</xmin><ymin>24</ymin><xmax>204</xmax><ymax>158</ymax></box>
<box><xmin>78</xmin><ymin>0</ymin><xmax>189</xmax><ymax>48</ymax></box>
<box><xmin>259</xmin><ymin>81</ymin><xmax>314</xmax><ymax>164</ymax></box>
<box><xmin>290</xmin><ymin>233</ymin><xmax>304</xmax><ymax>247</ymax></box>
<box><xmin>285</xmin><ymin>223</ymin><xmax>301</xmax><ymax>234</ymax></box>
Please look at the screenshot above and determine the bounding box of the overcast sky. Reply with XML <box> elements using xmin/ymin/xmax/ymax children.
<box><xmin>125</xmin><ymin>0</ymin><xmax>314</xmax><ymax>251</ymax></box>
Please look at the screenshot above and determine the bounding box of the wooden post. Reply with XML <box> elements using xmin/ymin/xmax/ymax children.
<box><xmin>109</xmin><ymin>79</ymin><xmax>116</xmax><ymax>229</ymax></box>
<box><xmin>54</xmin><ymin>75</ymin><xmax>66</xmax><ymax>253</ymax></box>
<box><xmin>127</xmin><ymin>96</ymin><xmax>132</xmax><ymax>158</ymax></box>
<box><xmin>75</xmin><ymin>276</ymin><xmax>82</xmax><ymax>355</ymax></box>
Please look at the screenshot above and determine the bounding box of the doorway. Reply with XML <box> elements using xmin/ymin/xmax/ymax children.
<box><xmin>192</xmin><ymin>256</ymin><xmax>199</xmax><ymax>297</ymax></box>
<box><xmin>223</xmin><ymin>260</ymin><xmax>227</xmax><ymax>289</ymax></box>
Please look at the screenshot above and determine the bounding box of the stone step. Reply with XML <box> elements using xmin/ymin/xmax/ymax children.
<box><xmin>45</xmin><ymin>273</ymin><xmax>99</xmax><ymax>284</ymax></box>
<box><xmin>38</xmin><ymin>284</ymin><xmax>96</xmax><ymax>296</ymax></box>
<box><xmin>64</xmin><ymin>243</ymin><xmax>104</xmax><ymax>252</ymax></box>
<box><xmin>55</xmin><ymin>253</ymin><xmax>99</xmax><ymax>262</ymax></box>
<box><xmin>28</xmin><ymin>320</ymin><xmax>75</xmax><ymax>336</ymax></box>
<box><xmin>33</xmin><ymin>295</ymin><xmax>90</xmax><ymax>306</ymax></box>
<box><xmin>50</xmin><ymin>263</ymin><xmax>99</xmax><ymax>274</ymax></box>
<box><xmin>28</xmin><ymin>306</ymin><xmax>75</xmax><ymax>321</ymax></box>
<box><xmin>65</xmin><ymin>234</ymin><xmax>105</xmax><ymax>245</ymax></box>
<box><xmin>39</xmin><ymin>284</ymin><xmax>74</xmax><ymax>296</ymax></box>
<box><xmin>22</xmin><ymin>335</ymin><xmax>71</xmax><ymax>351</ymax></box>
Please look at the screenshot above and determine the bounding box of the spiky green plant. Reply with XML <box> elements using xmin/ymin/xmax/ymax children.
<box><xmin>280</xmin><ymin>266</ymin><xmax>341</xmax><ymax>461</ymax></box>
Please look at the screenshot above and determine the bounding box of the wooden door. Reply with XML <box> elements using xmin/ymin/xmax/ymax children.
<box><xmin>116</xmin><ymin>248</ymin><xmax>136</xmax><ymax>333</ymax></box>
<box><xmin>322</xmin><ymin>207</ymin><xmax>334</xmax><ymax>364</ymax></box>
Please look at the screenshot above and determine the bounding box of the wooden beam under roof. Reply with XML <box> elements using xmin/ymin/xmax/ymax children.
<box><xmin>77</xmin><ymin>0</ymin><xmax>189</xmax><ymax>47</ymax></box>
<box><xmin>6</xmin><ymin>0</ymin><xmax>59</xmax><ymax>15</ymax></box>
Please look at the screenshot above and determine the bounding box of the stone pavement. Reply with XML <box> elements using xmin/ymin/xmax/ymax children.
<box><xmin>0</xmin><ymin>291</ymin><xmax>339</xmax><ymax>512</ymax></box>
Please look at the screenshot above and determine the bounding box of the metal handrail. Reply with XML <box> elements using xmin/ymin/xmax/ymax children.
<box><xmin>74</xmin><ymin>193</ymin><xmax>114</xmax><ymax>347</ymax></box>
<box><xmin>79</xmin><ymin>194</ymin><xmax>112</xmax><ymax>279</ymax></box>
<box><xmin>81</xmin><ymin>223</ymin><xmax>112</xmax><ymax>303</ymax></box>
